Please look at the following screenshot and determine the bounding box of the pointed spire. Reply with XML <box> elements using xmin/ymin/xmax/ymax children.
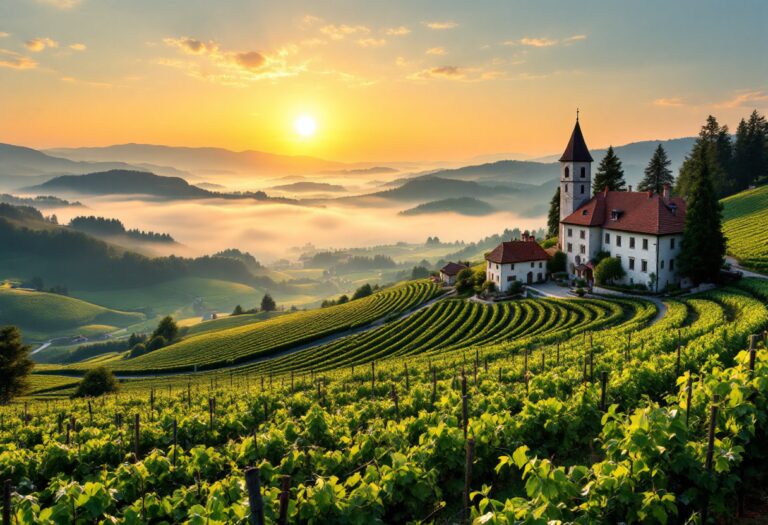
<box><xmin>559</xmin><ymin>118</ymin><xmax>593</xmax><ymax>162</ymax></box>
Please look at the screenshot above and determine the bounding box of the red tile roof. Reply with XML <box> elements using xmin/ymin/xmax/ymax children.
<box><xmin>561</xmin><ymin>188</ymin><xmax>686</xmax><ymax>235</ymax></box>
<box><xmin>440</xmin><ymin>262</ymin><xmax>469</xmax><ymax>276</ymax></box>
<box><xmin>559</xmin><ymin>120</ymin><xmax>594</xmax><ymax>162</ymax></box>
<box><xmin>485</xmin><ymin>240</ymin><xmax>551</xmax><ymax>264</ymax></box>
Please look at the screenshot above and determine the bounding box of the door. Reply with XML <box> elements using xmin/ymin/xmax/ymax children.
<box><xmin>527</xmin><ymin>271</ymin><xmax>533</xmax><ymax>284</ymax></box>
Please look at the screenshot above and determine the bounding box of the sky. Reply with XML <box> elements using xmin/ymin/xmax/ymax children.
<box><xmin>1</xmin><ymin>0</ymin><xmax>767</xmax><ymax>162</ymax></box>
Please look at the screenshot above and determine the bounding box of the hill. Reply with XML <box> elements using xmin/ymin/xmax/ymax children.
<box><xmin>25</xmin><ymin>169</ymin><xmax>212</xmax><ymax>199</ymax></box>
<box><xmin>422</xmin><ymin>159</ymin><xmax>557</xmax><ymax>184</ymax></box>
<box><xmin>399</xmin><ymin>197</ymin><xmax>495</xmax><ymax>216</ymax></box>
<box><xmin>722</xmin><ymin>184</ymin><xmax>768</xmax><ymax>272</ymax></box>
<box><xmin>0</xmin><ymin>286</ymin><xmax>144</xmax><ymax>342</ymax></box>
<box><xmin>270</xmin><ymin>181</ymin><xmax>346</xmax><ymax>193</ymax></box>
<box><xmin>46</xmin><ymin>143</ymin><xmax>347</xmax><ymax>177</ymax></box>
<box><xmin>370</xmin><ymin>175</ymin><xmax>516</xmax><ymax>202</ymax></box>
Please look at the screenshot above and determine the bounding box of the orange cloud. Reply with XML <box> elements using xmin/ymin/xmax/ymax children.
<box><xmin>383</xmin><ymin>26</ymin><xmax>410</xmax><ymax>36</ymax></box>
<box><xmin>653</xmin><ymin>97</ymin><xmax>685</xmax><ymax>107</ymax></box>
<box><xmin>69</xmin><ymin>43</ymin><xmax>87</xmax><ymax>51</ymax></box>
<box><xmin>424</xmin><ymin>21</ymin><xmax>458</xmax><ymax>30</ymax></box>
<box><xmin>320</xmin><ymin>24</ymin><xmax>370</xmax><ymax>40</ymax></box>
<box><xmin>426</xmin><ymin>47</ymin><xmax>447</xmax><ymax>55</ymax></box>
<box><xmin>716</xmin><ymin>90</ymin><xmax>768</xmax><ymax>109</ymax></box>
<box><xmin>0</xmin><ymin>49</ymin><xmax>37</xmax><ymax>69</ymax></box>
<box><xmin>357</xmin><ymin>38</ymin><xmax>386</xmax><ymax>48</ymax></box>
<box><xmin>25</xmin><ymin>37</ymin><xmax>59</xmax><ymax>52</ymax></box>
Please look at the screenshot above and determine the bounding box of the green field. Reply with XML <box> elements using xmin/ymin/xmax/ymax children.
<box><xmin>97</xmin><ymin>280</ymin><xmax>441</xmax><ymax>373</ymax></box>
<box><xmin>0</xmin><ymin>287</ymin><xmax>144</xmax><ymax>341</ymax></box>
<box><xmin>722</xmin><ymin>184</ymin><xmax>768</xmax><ymax>273</ymax></box>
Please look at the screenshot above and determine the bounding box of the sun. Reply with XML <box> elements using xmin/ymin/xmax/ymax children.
<box><xmin>294</xmin><ymin>115</ymin><xmax>317</xmax><ymax>137</ymax></box>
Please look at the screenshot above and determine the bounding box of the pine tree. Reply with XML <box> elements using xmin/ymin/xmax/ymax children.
<box><xmin>592</xmin><ymin>146</ymin><xmax>626</xmax><ymax>195</ymax></box>
<box><xmin>547</xmin><ymin>187</ymin><xmax>560</xmax><ymax>238</ymax></box>
<box><xmin>677</xmin><ymin>115</ymin><xmax>733</xmax><ymax>198</ymax></box>
<box><xmin>733</xmin><ymin>110</ymin><xmax>768</xmax><ymax>190</ymax></box>
<box><xmin>638</xmin><ymin>144</ymin><xmax>674</xmax><ymax>194</ymax></box>
<box><xmin>0</xmin><ymin>326</ymin><xmax>35</xmax><ymax>404</ymax></box>
<box><xmin>261</xmin><ymin>293</ymin><xmax>277</xmax><ymax>312</ymax></box>
<box><xmin>678</xmin><ymin>145</ymin><xmax>726</xmax><ymax>285</ymax></box>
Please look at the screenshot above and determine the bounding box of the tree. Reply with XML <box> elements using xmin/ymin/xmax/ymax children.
<box><xmin>677</xmin><ymin>115</ymin><xmax>733</xmax><ymax>198</ymax></box>
<box><xmin>151</xmin><ymin>316</ymin><xmax>178</xmax><ymax>343</ymax></box>
<box><xmin>678</xmin><ymin>145</ymin><xmax>727</xmax><ymax>285</ymax></box>
<box><xmin>547</xmin><ymin>187</ymin><xmax>560</xmax><ymax>238</ymax></box>
<box><xmin>352</xmin><ymin>283</ymin><xmax>373</xmax><ymax>300</ymax></box>
<box><xmin>146</xmin><ymin>336</ymin><xmax>166</xmax><ymax>352</ymax></box>
<box><xmin>231</xmin><ymin>304</ymin><xmax>244</xmax><ymax>316</ymax></box>
<box><xmin>0</xmin><ymin>326</ymin><xmax>34</xmax><ymax>403</ymax></box>
<box><xmin>455</xmin><ymin>268</ymin><xmax>475</xmax><ymax>294</ymax></box>
<box><xmin>733</xmin><ymin>110</ymin><xmax>768</xmax><ymax>191</ymax></box>
<box><xmin>638</xmin><ymin>144</ymin><xmax>674</xmax><ymax>194</ymax></box>
<box><xmin>593</xmin><ymin>146</ymin><xmax>626</xmax><ymax>195</ymax></box>
<box><xmin>547</xmin><ymin>251</ymin><xmax>567</xmax><ymax>274</ymax></box>
<box><xmin>260</xmin><ymin>293</ymin><xmax>277</xmax><ymax>312</ymax></box>
<box><xmin>593</xmin><ymin>257</ymin><xmax>625</xmax><ymax>286</ymax></box>
<box><xmin>411</xmin><ymin>266</ymin><xmax>431</xmax><ymax>279</ymax></box>
<box><xmin>73</xmin><ymin>366</ymin><xmax>119</xmax><ymax>397</ymax></box>
<box><xmin>336</xmin><ymin>294</ymin><xmax>349</xmax><ymax>305</ymax></box>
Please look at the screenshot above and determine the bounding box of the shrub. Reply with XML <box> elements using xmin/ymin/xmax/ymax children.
<box><xmin>147</xmin><ymin>336</ymin><xmax>166</xmax><ymax>352</ymax></box>
<box><xmin>129</xmin><ymin>343</ymin><xmax>147</xmax><ymax>358</ymax></box>
<box><xmin>594</xmin><ymin>257</ymin><xmax>625</xmax><ymax>285</ymax></box>
<box><xmin>547</xmin><ymin>251</ymin><xmax>567</xmax><ymax>274</ymax></box>
<box><xmin>73</xmin><ymin>367</ymin><xmax>119</xmax><ymax>397</ymax></box>
<box><xmin>151</xmin><ymin>316</ymin><xmax>179</xmax><ymax>343</ymax></box>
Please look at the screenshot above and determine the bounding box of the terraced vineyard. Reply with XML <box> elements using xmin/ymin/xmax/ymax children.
<box><xmin>722</xmin><ymin>184</ymin><xmax>768</xmax><ymax>273</ymax></box>
<box><xmin>107</xmin><ymin>280</ymin><xmax>442</xmax><ymax>373</ymax></box>
<box><xmin>5</xmin><ymin>279</ymin><xmax>768</xmax><ymax>524</ymax></box>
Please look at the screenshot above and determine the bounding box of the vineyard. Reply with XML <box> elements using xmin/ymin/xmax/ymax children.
<box><xmin>2</xmin><ymin>278</ymin><xmax>768</xmax><ymax>523</ymax></box>
<box><xmin>722</xmin><ymin>184</ymin><xmax>768</xmax><ymax>273</ymax></box>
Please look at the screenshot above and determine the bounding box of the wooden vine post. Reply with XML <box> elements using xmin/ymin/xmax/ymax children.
<box><xmin>3</xmin><ymin>479</ymin><xmax>10</xmax><ymax>525</ymax></box>
<box><xmin>371</xmin><ymin>361</ymin><xmax>376</xmax><ymax>398</ymax></box>
<box><xmin>172</xmin><ymin>419</ymin><xmax>178</xmax><ymax>469</ymax></box>
<box><xmin>463</xmin><ymin>438</ymin><xmax>475</xmax><ymax>525</ymax></box>
<box><xmin>749</xmin><ymin>334</ymin><xmax>758</xmax><ymax>372</ymax></box>
<box><xmin>685</xmin><ymin>374</ymin><xmax>693</xmax><ymax>427</ymax></box>
<box><xmin>134</xmin><ymin>413</ymin><xmax>140</xmax><ymax>461</ymax></box>
<box><xmin>600</xmin><ymin>371</ymin><xmax>608</xmax><ymax>412</ymax></box>
<box><xmin>245</xmin><ymin>467</ymin><xmax>265</xmax><ymax>525</ymax></box>
<box><xmin>461</xmin><ymin>374</ymin><xmax>468</xmax><ymax>440</ymax></box>
<box><xmin>431</xmin><ymin>366</ymin><xmax>437</xmax><ymax>406</ymax></box>
<box><xmin>702</xmin><ymin>394</ymin><xmax>720</xmax><ymax>525</ymax></box>
<box><xmin>391</xmin><ymin>384</ymin><xmax>400</xmax><ymax>421</ymax></box>
<box><xmin>277</xmin><ymin>475</ymin><xmax>291</xmax><ymax>525</ymax></box>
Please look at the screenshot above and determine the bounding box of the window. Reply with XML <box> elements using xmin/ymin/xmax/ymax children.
<box><xmin>671</xmin><ymin>238</ymin><xmax>676</xmax><ymax>249</ymax></box>
<box><xmin>567</xmin><ymin>243</ymin><xmax>572</xmax><ymax>253</ymax></box>
<box><xmin>579</xmin><ymin>230</ymin><xmax>585</xmax><ymax>239</ymax></box>
<box><xmin>629</xmin><ymin>237</ymin><xmax>635</xmax><ymax>249</ymax></box>
<box><xmin>510</xmin><ymin>264</ymin><xmax>515</xmax><ymax>270</ymax></box>
<box><xmin>629</xmin><ymin>257</ymin><xmax>635</xmax><ymax>270</ymax></box>
<box><xmin>670</xmin><ymin>259</ymin><xmax>675</xmax><ymax>271</ymax></box>
<box><xmin>641</xmin><ymin>260</ymin><xmax>648</xmax><ymax>273</ymax></box>
<box><xmin>660</xmin><ymin>260</ymin><xmax>665</xmax><ymax>269</ymax></box>
<box><xmin>580</xmin><ymin>166</ymin><xmax>586</xmax><ymax>178</ymax></box>
<box><xmin>567</xmin><ymin>228</ymin><xmax>573</xmax><ymax>237</ymax></box>
<box><xmin>616</xmin><ymin>255</ymin><xmax>622</xmax><ymax>263</ymax></box>
<box><xmin>531</xmin><ymin>262</ymin><xmax>535</xmax><ymax>268</ymax></box>
<box><xmin>539</xmin><ymin>262</ymin><xmax>543</xmax><ymax>268</ymax></box>
<box><xmin>564</xmin><ymin>184</ymin><xmax>568</xmax><ymax>193</ymax></box>
<box><xmin>580</xmin><ymin>245</ymin><xmax>586</xmax><ymax>254</ymax></box>
<box><xmin>617</xmin><ymin>235</ymin><xmax>622</xmax><ymax>247</ymax></box>
<box><xmin>580</xmin><ymin>184</ymin><xmax>585</xmax><ymax>194</ymax></box>
<box><xmin>507</xmin><ymin>276</ymin><xmax>514</xmax><ymax>282</ymax></box>
<box><xmin>642</xmin><ymin>238</ymin><xmax>648</xmax><ymax>250</ymax></box>
<box><xmin>564</xmin><ymin>166</ymin><xmax>570</xmax><ymax>178</ymax></box>
<box><xmin>605</xmin><ymin>233</ymin><xmax>610</xmax><ymax>244</ymax></box>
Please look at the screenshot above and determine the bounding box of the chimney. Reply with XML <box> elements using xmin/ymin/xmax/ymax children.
<box><xmin>662</xmin><ymin>184</ymin><xmax>670</xmax><ymax>200</ymax></box>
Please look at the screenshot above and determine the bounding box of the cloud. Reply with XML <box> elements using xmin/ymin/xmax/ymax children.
<box><xmin>519</xmin><ymin>37</ymin><xmax>558</xmax><ymax>48</ymax></box>
<box><xmin>320</xmin><ymin>24</ymin><xmax>370</xmax><ymax>40</ymax></box>
<box><xmin>0</xmin><ymin>32</ymin><xmax>9</xmax><ymax>38</ymax></box>
<box><xmin>69</xmin><ymin>43</ymin><xmax>87</xmax><ymax>51</ymax></box>
<box><xmin>506</xmin><ymin>34</ymin><xmax>587</xmax><ymax>48</ymax></box>
<box><xmin>300</xmin><ymin>15</ymin><xmax>322</xmax><ymax>28</ymax></box>
<box><xmin>383</xmin><ymin>26</ymin><xmax>410</xmax><ymax>36</ymax></box>
<box><xmin>0</xmin><ymin>49</ymin><xmax>37</xmax><ymax>69</ymax></box>
<box><xmin>426</xmin><ymin>47</ymin><xmax>446</xmax><ymax>56</ymax></box>
<box><xmin>409</xmin><ymin>65</ymin><xmax>464</xmax><ymax>80</ymax></box>
<box><xmin>35</xmin><ymin>0</ymin><xmax>82</xmax><ymax>8</ymax></box>
<box><xmin>163</xmin><ymin>36</ymin><xmax>217</xmax><ymax>55</ymax></box>
<box><xmin>60</xmin><ymin>76</ymin><xmax>112</xmax><ymax>88</ymax></box>
<box><xmin>716</xmin><ymin>90</ymin><xmax>768</xmax><ymax>109</ymax></box>
<box><xmin>423</xmin><ymin>21</ymin><xmax>458</xmax><ymax>30</ymax></box>
<box><xmin>25</xmin><ymin>37</ymin><xmax>59</xmax><ymax>52</ymax></box>
<box><xmin>160</xmin><ymin>36</ymin><xmax>303</xmax><ymax>85</ymax></box>
<box><xmin>357</xmin><ymin>38</ymin><xmax>386</xmax><ymax>48</ymax></box>
<box><xmin>653</xmin><ymin>97</ymin><xmax>685</xmax><ymax>107</ymax></box>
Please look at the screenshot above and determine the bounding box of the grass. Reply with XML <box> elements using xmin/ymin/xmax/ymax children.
<box><xmin>722</xmin><ymin>184</ymin><xmax>768</xmax><ymax>273</ymax></box>
<box><xmin>0</xmin><ymin>288</ymin><xmax>144</xmax><ymax>342</ymax></box>
<box><xmin>184</xmin><ymin>311</ymin><xmax>284</xmax><ymax>337</ymax></box>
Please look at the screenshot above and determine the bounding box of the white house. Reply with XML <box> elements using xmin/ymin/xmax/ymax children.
<box><xmin>485</xmin><ymin>232</ymin><xmax>550</xmax><ymax>291</ymax></box>
<box><xmin>439</xmin><ymin>262</ymin><xmax>469</xmax><ymax>285</ymax></box>
<box><xmin>557</xmin><ymin>118</ymin><xmax>687</xmax><ymax>292</ymax></box>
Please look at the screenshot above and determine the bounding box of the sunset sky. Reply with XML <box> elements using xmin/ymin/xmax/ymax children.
<box><xmin>1</xmin><ymin>0</ymin><xmax>767</xmax><ymax>162</ymax></box>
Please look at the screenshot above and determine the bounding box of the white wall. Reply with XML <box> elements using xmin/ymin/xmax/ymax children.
<box><xmin>486</xmin><ymin>259</ymin><xmax>547</xmax><ymax>291</ymax></box>
<box><xmin>562</xmin><ymin>225</ymin><xmax>601</xmax><ymax>271</ymax></box>
<box><xmin>559</xmin><ymin>161</ymin><xmax>592</xmax><ymax>221</ymax></box>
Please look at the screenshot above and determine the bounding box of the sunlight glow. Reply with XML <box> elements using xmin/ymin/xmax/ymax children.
<box><xmin>294</xmin><ymin>115</ymin><xmax>317</xmax><ymax>137</ymax></box>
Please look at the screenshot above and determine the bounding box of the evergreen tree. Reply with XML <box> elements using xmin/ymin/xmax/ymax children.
<box><xmin>0</xmin><ymin>326</ymin><xmax>35</xmax><ymax>404</ymax></box>
<box><xmin>677</xmin><ymin>115</ymin><xmax>733</xmax><ymax>198</ymax></box>
<box><xmin>231</xmin><ymin>304</ymin><xmax>244</xmax><ymax>316</ymax></box>
<box><xmin>260</xmin><ymin>293</ymin><xmax>277</xmax><ymax>312</ymax></box>
<box><xmin>151</xmin><ymin>316</ymin><xmax>179</xmax><ymax>343</ymax></box>
<box><xmin>638</xmin><ymin>144</ymin><xmax>674</xmax><ymax>194</ymax></box>
<box><xmin>592</xmin><ymin>146</ymin><xmax>626</xmax><ymax>195</ymax></box>
<box><xmin>547</xmin><ymin>187</ymin><xmax>560</xmax><ymax>238</ymax></box>
<box><xmin>733</xmin><ymin>110</ymin><xmax>768</xmax><ymax>190</ymax></box>
<box><xmin>678</xmin><ymin>145</ymin><xmax>726</xmax><ymax>285</ymax></box>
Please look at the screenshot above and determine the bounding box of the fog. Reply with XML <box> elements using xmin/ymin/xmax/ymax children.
<box><xmin>47</xmin><ymin>196</ymin><xmax>547</xmax><ymax>263</ymax></box>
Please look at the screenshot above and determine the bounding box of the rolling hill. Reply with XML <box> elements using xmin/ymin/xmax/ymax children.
<box><xmin>399</xmin><ymin>197</ymin><xmax>495</xmax><ymax>216</ymax></box>
<box><xmin>722</xmin><ymin>184</ymin><xmax>768</xmax><ymax>273</ymax></box>
<box><xmin>0</xmin><ymin>286</ymin><xmax>144</xmax><ymax>342</ymax></box>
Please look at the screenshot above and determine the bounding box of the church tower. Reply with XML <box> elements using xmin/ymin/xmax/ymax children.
<box><xmin>559</xmin><ymin>114</ymin><xmax>593</xmax><ymax>221</ymax></box>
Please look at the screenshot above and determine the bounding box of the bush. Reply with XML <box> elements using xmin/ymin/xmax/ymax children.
<box><xmin>509</xmin><ymin>280</ymin><xmax>523</xmax><ymax>294</ymax></box>
<box><xmin>73</xmin><ymin>367</ymin><xmax>119</xmax><ymax>397</ymax></box>
<box><xmin>147</xmin><ymin>336</ymin><xmax>166</xmax><ymax>352</ymax></box>
<box><xmin>152</xmin><ymin>316</ymin><xmax>179</xmax><ymax>343</ymax></box>
<box><xmin>594</xmin><ymin>257</ymin><xmax>626</xmax><ymax>286</ymax></box>
<box><xmin>547</xmin><ymin>251</ymin><xmax>567</xmax><ymax>274</ymax></box>
<box><xmin>129</xmin><ymin>343</ymin><xmax>147</xmax><ymax>358</ymax></box>
<box><xmin>352</xmin><ymin>283</ymin><xmax>373</xmax><ymax>300</ymax></box>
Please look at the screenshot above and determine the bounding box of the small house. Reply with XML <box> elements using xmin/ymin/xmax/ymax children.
<box><xmin>485</xmin><ymin>232</ymin><xmax>550</xmax><ymax>291</ymax></box>
<box><xmin>439</xmin><ymin>262</ymin><xmax>469</xmax><ymax>285</ymax></box>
